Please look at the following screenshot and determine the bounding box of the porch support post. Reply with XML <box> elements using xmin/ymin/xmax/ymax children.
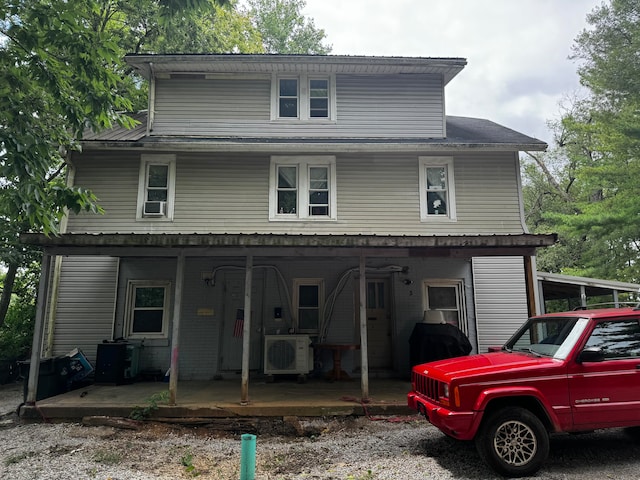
<box><xmin>580</xmin><ymin>285</ymin><xmax>587</xmax><ymax>308</ymax></box>
<box><xmin>169</xmin><ymin>253</ymin><xmax>186</xmax><ymax>405</ymax></box>
<box><xmin>241</xmin><ymin>254</ymin><xmax>253</xmax><ymax>405</ymax></box>
<box><xmin>26</xmin><ymin>253</ymin><xmax>52</xmax><ymax>404</ymax></box>
<box><xmin>358</xmin><ymin>254</ymin><xmax>370</xmax><ymax>402</ymax></box>
<box><xmin>524</xmin><ymin>256</ymin><xmax>537</xmax><ymax>317</ymax></box>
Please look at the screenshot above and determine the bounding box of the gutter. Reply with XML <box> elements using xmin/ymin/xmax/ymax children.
<box><xmin>79</xmin><ymin>140</ymin><xmax>548</xmax><ymax>153</ymax></box>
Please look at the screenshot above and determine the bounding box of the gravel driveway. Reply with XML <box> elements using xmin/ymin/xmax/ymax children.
<box><xmin>2</xmin><ymin>382</ymin><xmax>640</xmax><ymax>479</ymax></box>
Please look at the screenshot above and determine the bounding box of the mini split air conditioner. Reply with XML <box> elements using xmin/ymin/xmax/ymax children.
<box><xmin>264</xmin><ymin>335</ymin><xmax>312</xmax><ymax>375</ymax></box>
<box><xmin>143</xmin><ymin>201</ymin><xmax>166</xmax><ymax>216</ymax></box>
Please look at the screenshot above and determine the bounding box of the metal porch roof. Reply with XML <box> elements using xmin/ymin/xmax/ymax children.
<box><xmin>21</xmin><ymin>232</ymin><xmax>557</xmax><ymax>257</ymax></box>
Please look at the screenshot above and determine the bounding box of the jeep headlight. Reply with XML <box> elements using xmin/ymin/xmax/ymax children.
<box><xmin>440</xmin><ymin>383</ymin><xmax>450</xmax><ymax>406</ymax></box>
<box><xmin>442</xmin><ymin>384</ymin><xmax>449</xmax><ymax>398</ymax></box>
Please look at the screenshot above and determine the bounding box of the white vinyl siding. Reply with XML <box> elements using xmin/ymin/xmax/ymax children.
<box><xmin>151</xmin><ymin>73</ymin><xmax>444</xmax><ymax>138</ymax></box>
<box><xmin>67</xmin><ymin>152</ymin><xmax>524</xmax><ymax>236</ymax></box>
<box><xmin>45</xmin><ymin>257</ymin><xmax>119</xmax><ymax>365</ymax></box>
<box><xmin>472</xmin><ymin>256</ymin><xmax>529</xmax><ymax>353</ymax></box>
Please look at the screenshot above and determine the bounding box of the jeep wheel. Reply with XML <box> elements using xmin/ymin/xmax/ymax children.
<box><xmin>475</xmin><ymin>407</ymin><xmax>549</xmax><ymax>478</ymax></box>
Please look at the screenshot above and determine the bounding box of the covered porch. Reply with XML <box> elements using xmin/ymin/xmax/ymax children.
<box><xmin>20</xmin><ymin>232</ymin><xmax>556</xmax><ymax>415</ymax></box>
<box><xmin>18</xmin><ymin>377</ymin><xmax>412</xmax><ymax>422</ymax></box>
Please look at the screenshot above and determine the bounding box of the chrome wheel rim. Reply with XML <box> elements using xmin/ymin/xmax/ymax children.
<box><xmin>493</xmin><ymin>420</ymin><xmax>537</xmax><ymax>467</ymax></box>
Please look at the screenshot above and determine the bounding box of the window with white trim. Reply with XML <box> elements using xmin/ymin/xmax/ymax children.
<box><xmin>293</xmin><ymin>278</ymin><xmax>324</xmax><ymax>333</ymax></box>
<box><xmin>137</xmin><ymin>154</ymin><xmax>176</xmax><ymax>220</ymax></box>
<box><xmin>278</xmin><ymin>77</ymin><xmax>299</xmax><ymax>118</ymax></box>
<box><xmin>270</xmin><ymin>156</ymin><xmax>337</xmax><ymax>220</ymax></box>
<box><xmin>419</xmin><ymin>156</ymin><xmax>456</xmax><ymax>221</ymax></box>
<box><xmin>124</xmin><ymin>281</ymin><xmax>171</xmax><ymax>339</ymax></box>
<box><xmin>272</xmin><ymin>74</ymin><xmax>335</xmax><ymax>121</ymax></box>
<box><xmin>423</xmin><ymin>280</ymin><xmax>467</xmax><ymax>333</ymax></box>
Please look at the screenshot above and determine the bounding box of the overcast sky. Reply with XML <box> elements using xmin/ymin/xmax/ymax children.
<box><xmin>301</xmin><ymin>0</ymin><xmax>602</xmax><ymax>145</ymax></box>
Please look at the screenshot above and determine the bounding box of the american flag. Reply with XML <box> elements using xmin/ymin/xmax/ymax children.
<box><xmin>233</xmin><ymin>309</ymin><xmax>244</xmax><ymax>338</ymax></box>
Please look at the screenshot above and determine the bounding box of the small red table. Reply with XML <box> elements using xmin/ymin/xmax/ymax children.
<box><xmin>315</xmin><ymin>344</ymin><xmax>360</xmax><ymax>381</ymax></box>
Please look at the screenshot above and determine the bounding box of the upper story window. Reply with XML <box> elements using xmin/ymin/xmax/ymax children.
<box><xmin>270</xmin><ymin>156</ymin><xmax>337</xmax><ymax>221</ymax></box>
<box><xmin>309</xmin><ymin>79</ymin><xmax>329</xmax><ymax>117</ymax></box>
<box><xmin>419</xmin><ymin>156</ymin><xmax>457</xmax><ymax>221</ymax></box>
<box><xmin>272</xmin><ymin>74</ymin><xmax>335</xmax><ymax>121</ymax></box>
<box><xmin>278</xmin><ymin>78</ymin><xmax>299</xmax><ymax>118</ymax></box>
<box><xmin>137</xmin><ymin>154</ymin><xmax>176</xmax><ymax>220</ymax></box>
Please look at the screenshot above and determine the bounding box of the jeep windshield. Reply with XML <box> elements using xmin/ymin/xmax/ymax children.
<box><xmin>503</xmin><ymin>315</ymin><xmax>590</xmax><ymax>359</ymax></box>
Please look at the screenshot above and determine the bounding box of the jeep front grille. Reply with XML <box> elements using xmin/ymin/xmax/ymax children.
<box><xmin>412</xmin><ymin>372</ymin><xmax>442</xmax><ymax>402</ymax></box>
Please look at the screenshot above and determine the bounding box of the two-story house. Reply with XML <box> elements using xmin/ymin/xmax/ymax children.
<box><xmin>22</xmin><ymin>54</ymin><xmax>555</xmax><ymax>404</ymax></box>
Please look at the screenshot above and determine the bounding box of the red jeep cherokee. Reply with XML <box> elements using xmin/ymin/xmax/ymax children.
<box><xmin>408</xmin><ymin>307</ymin><xmax>640</xmax><ymax>477</ymax></box>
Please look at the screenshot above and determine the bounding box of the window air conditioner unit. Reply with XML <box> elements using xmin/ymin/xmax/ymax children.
<box><xmin>143</xmin><ymin>201</ymin><xmax>166</xmax><ymax>216</ymax></box>
<box><xmin>264</xmin><ymin>335</ymin><xmax>312</xmax><ymax>375</ymax></box>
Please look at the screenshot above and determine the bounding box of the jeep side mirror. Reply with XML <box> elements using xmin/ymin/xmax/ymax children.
<box><xmin>577</xmin><ymin>346</ymin><xmax>605</xmax><ymax>363</ymax></box>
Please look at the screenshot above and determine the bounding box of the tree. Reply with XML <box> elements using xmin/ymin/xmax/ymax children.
<box><xmin>247</xmin><ymin>0</ymin><xmax>331</xmax><ymax>54</ymax></box>
<box><xmin>524</xmin><ymin>0</ymin><xmax>640</xmax><ymax>282</ymax></box>
<box><xmin>1</xmin><ymin>0</ymin><xmax>137</xmax><ymax>328</ymax></box>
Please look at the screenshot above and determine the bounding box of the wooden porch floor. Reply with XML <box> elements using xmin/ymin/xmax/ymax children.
<box><xmin>19</xmin><ymin>377</ymin><xmax>413</xmax><ymax>421</ymax></box>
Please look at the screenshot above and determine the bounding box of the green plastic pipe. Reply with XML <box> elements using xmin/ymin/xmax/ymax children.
<box><xmin>240</xmin><ymin>433</ymin><xmax>256</xmax><ymax>480</ymax></box>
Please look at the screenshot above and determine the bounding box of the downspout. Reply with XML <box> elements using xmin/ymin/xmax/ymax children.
<box><xmin>43</xmin><ymin>152</ymin><xmax>75</xmax><ymax>357</ymax></box>
<box><xmin>516</xmin><ymin>152</ymin><xmax>542</xmax><ymax>316</ymax></box>
<box><xmin>147</xmin><ymin>62</ymin><xmax>156</xmax><ymax>135</ymax></box>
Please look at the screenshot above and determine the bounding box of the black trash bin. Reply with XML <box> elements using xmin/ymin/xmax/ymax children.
<box><xmin>19</xmin><ymin>356</ymin><xmax>71</xmax><ymax>402</ymax></box>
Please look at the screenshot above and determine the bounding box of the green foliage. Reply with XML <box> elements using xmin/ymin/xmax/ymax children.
<box><xmin>0</xmin><ymin>263</ymin><xmax>38</xmax><ymax>362</ymax></box>
<box><xmin>248</xmin><ymin>0</ymin><xmax>332</xmax><ymax>54</ymax></box>
<box><xmin>180</xmin><ymin>449</ymin><xmax>200</xmax><ymax>476</ymax></box>
<box><xmin>524</xmin><ymin>0</ymin><xmax>640</xmax><ymax>283</ymax></box>
<box><xmin>1</xmin><ymin>0</ymin><xmax>134</xmax><ymax>235</ymax></box>
<box><xmin>3</xmin><ymin>451</ymin><xmax>36</xmax><ymax>467</ymax></box>
<box><xmin>92</xmin><ymin>449</ymin><xmax>123</xmax><ymax>465</ymax></box>
<box><xmin>129</xmin><ymin>390</ymin><xmax>169</xmax><ymax>420</ymax></box>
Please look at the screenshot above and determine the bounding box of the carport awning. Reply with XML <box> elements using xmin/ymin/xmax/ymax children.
<box><xmin>537</xmin><ymin>272</ymin><xmax>640</xmax><ymax>300</ymax></box>
<box><xmin>20</xmin><ymin>232</ymin><xmax>557</xmax><ymax>257</ymax></box>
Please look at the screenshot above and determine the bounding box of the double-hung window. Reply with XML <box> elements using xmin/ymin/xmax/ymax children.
<box><xmin>278</xmin><ymin>77</ymin><xmax>299</xmax><ymax>118</ymax></box>
<box><xmin>419</xmin><ymin>156</ymin><xmax>456</xmax><ymax>221</ymax></box>
<box><xmin>137</xmin><ymin>154</ymin><xmax>176</xmax><ymax>220</ymax></box>
<box><xmin>125</xmin><ymin>281</ymin><xmax>171</xmax><ymax>339</ymax></box>
<box><xmin>423</xmin><ymin>280</ymin><xmax>467</xmax><ymax>333</ymax></box>
<box><xmin>309</xmin><ymin>78</ymin><xmax>329</xmax><ymax>118</ymax></box>
<box><xmin>293</xmin><ymin>278</ymin><xmax>324</xmax><ymax>334</ymax></box>
<box><xmin>270</xmin><ymin>156</ymin><xmax>337</xmax><ymax>220</ymax></box>
<box><xmin>272</xmin><ymin>74</ymin><xmax>335</xmax><ymax>121</ymax></box>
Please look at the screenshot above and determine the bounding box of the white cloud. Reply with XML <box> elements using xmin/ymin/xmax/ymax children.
<box><xmin>303</xmin><ymin>0</ymin><xmax>602</xmax><ymax>144</ymax></box>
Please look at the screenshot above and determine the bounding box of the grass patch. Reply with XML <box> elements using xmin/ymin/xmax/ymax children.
<box><xmin>93</xmin><ymin>449</ymin><xmax>123</xmax><ymax>465</ymax></box>
<box><xmin>4</xmin><ymin>451</ymin><xmax>36</xmax><ymax>467</ymax></box>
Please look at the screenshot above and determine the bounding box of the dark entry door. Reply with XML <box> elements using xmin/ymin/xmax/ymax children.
<box><xmin>219</xmin><ymin>271</ymin><xmax>263</xmax><ymax>372</ymax></box>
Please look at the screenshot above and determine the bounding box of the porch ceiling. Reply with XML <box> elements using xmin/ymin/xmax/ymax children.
<box><xmin>21</xmin><ymin>232</ymin><xmax>557</xmax><ymax>257</ymax></box>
